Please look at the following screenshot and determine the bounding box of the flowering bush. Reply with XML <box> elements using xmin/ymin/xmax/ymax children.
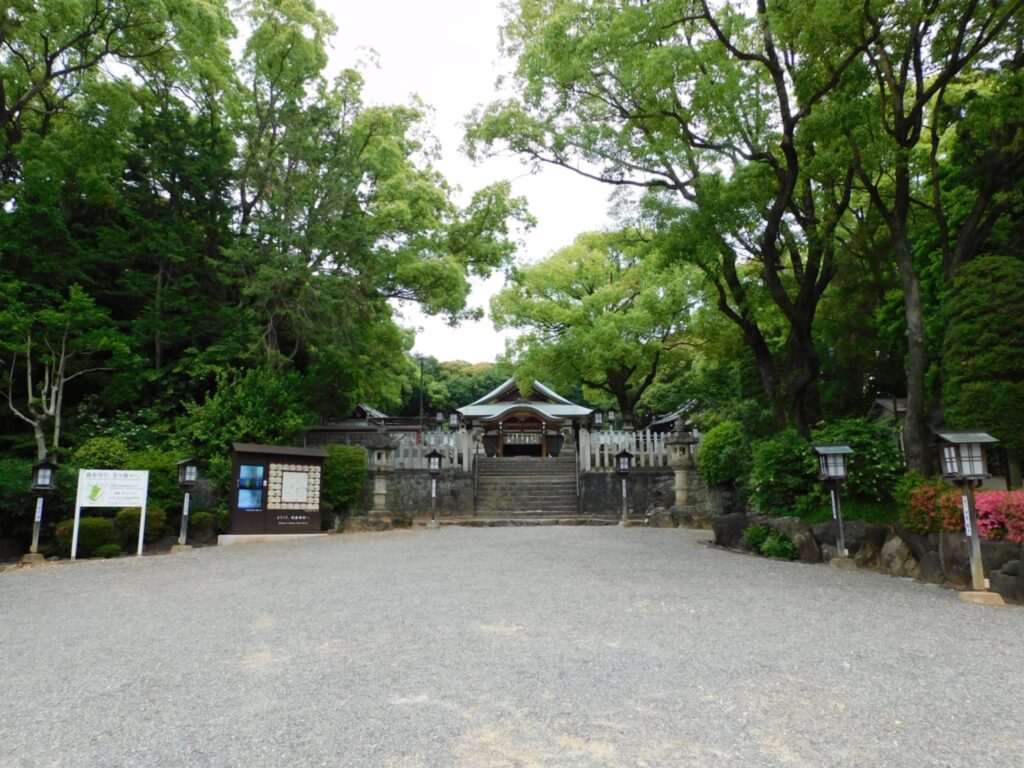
<box><xmin>902</xmin><ymin>480</ymin><xmax>1024</xmax><ymax>543</ymax></box>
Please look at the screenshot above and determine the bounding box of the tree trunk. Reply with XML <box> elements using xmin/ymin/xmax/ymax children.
<box><xmin>893</xmin><ymin>237</ymin><xmax>931</xmax><ymax>475</ymax></box>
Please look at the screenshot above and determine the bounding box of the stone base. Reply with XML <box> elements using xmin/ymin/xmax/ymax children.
<box><xmin>618</xmin><ymin>520</ymin><xmax>632</xmax><ymax>528</ymax></box>
<box><xmin>20</xmin><ymin>552</ymin><xmax>45</xmax><ymax>565</ymax></box>
<box><xmin>830</xmin><ymin>557</ymin><xmax>858</xmax><ymax>571</ymax></box>
<box><xmin>170</xmin><ymin>544</ymin><xmax>193</xmax><ymax>554</ymax></box>
<box><xmin>959</xmin><ymin>590</ymin><xmax>1006</xmax><ymax>606</ymax></box>
<box><xmin>425</xmin><ymin>519</ymin><xmax>441</xmax><ymax>529</ymax></box>
<box><xmin>217</xmin><ymin>534</ymin><xmax>328</xmax><ymax>546</ymax></box>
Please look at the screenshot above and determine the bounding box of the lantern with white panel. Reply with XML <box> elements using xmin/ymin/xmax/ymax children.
<box><xmin>813</xmin><ymin>444</ymin><xmax>853</xmax><ymax>560</ymax></box>
<box><xmin>936</xmin><ymin>431</ymin><xmax>1002</xmax><ymax>603</ymax></box>
<box><xmin>174</xmin><ymin>458</ymin><xmax>201</xmax><ymax>551</ymax></box>
<box><xmin>22</xmin><ymin>457</ymin><xmax>58</xmax><ymax>563</ymax></box>
<box><xmin>426</xmin><ymin>448</ymin><xmax>443</xmax><ymax>529</ymax></box>
<box><xmin>615</xmin><ymin>448</ymin><xmax>634</xmax><ymax>526</ymax></box>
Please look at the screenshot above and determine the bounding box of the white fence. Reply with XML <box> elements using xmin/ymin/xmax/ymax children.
<box><xmin>581</xmin><ymin>428</ymin><xmax>670</xmax><ymax>471</ymax></box>
<box><xmin>372</xmin><ymin>432</ymin><xmax>463</xmax><ymax>470</ymax></box>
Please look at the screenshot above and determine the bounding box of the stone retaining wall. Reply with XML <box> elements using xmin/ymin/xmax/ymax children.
<box><xmin>712</xmin><ymin>513</ymin><xmax>1024</xmax><ymax>604</ymax></box>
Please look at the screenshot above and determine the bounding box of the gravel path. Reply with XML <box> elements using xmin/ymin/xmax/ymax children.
<box><xmin>1</xmin><ymin>526</ymin><xmax>1022</xmax><ymax>767</ymax></box>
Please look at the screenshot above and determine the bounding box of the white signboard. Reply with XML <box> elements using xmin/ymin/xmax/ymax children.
<box><xmin>72</xmin><ymin>469</ymin><xmax>149</xmax><ymax>559</ymax></box>
<box><xmin>281</xmin><ymin>471</ymin><xmax>309</xmax><ymax>503</ymax></box>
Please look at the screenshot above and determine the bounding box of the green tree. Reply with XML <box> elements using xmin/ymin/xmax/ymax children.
<box><xmin>469</xmin><ymin>0</ymin><xmax>875</xmax><ymax>434</ymax></box>
<box><xmin>943</xmin><ymin>256</ymin><xmax>1024</xmax><ymax>484</ymax></box>
<box><xmin>492</xmin><ymin>231</ymin><xmax>696</xmax><ymax>425</ymax></box>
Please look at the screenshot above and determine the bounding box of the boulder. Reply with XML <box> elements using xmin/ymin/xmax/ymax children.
<box><xmin>820</xmin><ymin>543</ymin><xmax>838</xmax><ymax>563</ymax></box>
<box><xmin>646</xmin><ymin>506</ymin><xmax>678</xmax><ymax>528</ymax></box>
<box><xmin>712</xmin><ymin>513</ymin><xmax>750</xmax><ymax>549</ymax></box>
<box><xmin>1002</xmin><ymin>559</ymin><xmax>1021</xmax><ymax>577</ymax></box>
<box><xmin>880</xmin><ymin>534</ymin><xmax>919</xmax><ymax>578</ymax></box>
<box><xmin>917</xmin><ymin>551</ymin><xmax>945</xmax><ymax>584</ymax></box>
<box><xmin>854</xmin><ymin>539</ymin><xmax>880</xmax><ymax>568</ymax></box>
<box><xmin>341</xmin><ymin>516</ymin><xmax>392</xmax><ymax>533</ymax></box>
<box><xmin>812</xmin><ymin>520</ymin><xmax>876</xmax><ymax>555</ymax></box>
<box><xmin>980</xmin><ymin>541</ymin><xmax>1022</xmax><ymax>574</ymax></box>
<box><xmin>793</xmin><ymin>532</ymin><xmax>821</xmax><ymax>563</ymax></box>
<box><xmin>938</xmin><ymin>533</ymin><xmax>971</xmax><ymax>586</ymax></box>
<box><xmin>989</xmin><ymin>572</ymin><xmax>1024</xmax><ymax>604</ymax></box>
<box><xmin>894</xmin><ymin>523</ymin><xmax>938</xmax><ymax>561</ymax></box>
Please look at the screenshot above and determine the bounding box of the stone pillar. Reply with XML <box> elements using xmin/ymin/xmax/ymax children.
<box><xmin>578</xmin><ymin>427</ymin><xmax>591</xmax><ymax>472</ymax></box>
<box><xmin>460</xmin><ymin>426</ymin><xmax>471</xmax><ymax>472</ymax></box>
<box><xmin>366</xmin><ymin>430</ymin><xmax>398</xmax><ymax>524</ymax></box>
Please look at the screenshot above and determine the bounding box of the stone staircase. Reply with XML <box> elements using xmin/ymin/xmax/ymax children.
<box><xmin>474</xmin><ymin>456</ymin><xmax>580</xmax><ymax>516</ymax></box>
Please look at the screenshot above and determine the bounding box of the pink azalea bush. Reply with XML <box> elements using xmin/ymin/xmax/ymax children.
<box><xmin>904</xmin><ymin>484</ymin><xmax>1024</xmax><ymax>543</ymax></box>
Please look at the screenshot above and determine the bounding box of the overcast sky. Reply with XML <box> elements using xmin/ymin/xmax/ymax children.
<box><xmin>319</xmin><ymin>0</ymin><xmax>613</xmax><ymax>363</ymax></box>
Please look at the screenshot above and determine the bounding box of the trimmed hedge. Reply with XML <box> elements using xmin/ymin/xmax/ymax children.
<box><xmin>55</xmin><ymin>517</ymin><xmax>115</xmax><ymax>558</ymax></box>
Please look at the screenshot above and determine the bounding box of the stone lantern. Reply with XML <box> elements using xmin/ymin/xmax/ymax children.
<box><xmin>367</xmin><ymin>428</ymin><xmax>399</xmax><ymax>522</ymax></box>
<box><xmin>666</xmin><ymin>422</ymin><xmax>699</xmax><ymax>521</ymax></box>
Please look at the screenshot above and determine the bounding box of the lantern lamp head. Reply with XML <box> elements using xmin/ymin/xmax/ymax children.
<box><xmin>176</xmin><ymin>457</ymin><xmax>200</xmax><ymax>489</ymax></box>
<box><xmin>31</xmin><ymin>457</ymin><xmax>58</xmax><ymax>493</ymax></box>
<box><xmin>813</xmin><ymin>444</ymin><xmax>853</xmax><ymax>483</ymax></box>
<box><xmin>593</xmin><ymin>411</ymin><xmax>603</xmax><ymax>427</ymax></box>
<box><xmin>449</xmin><ymin>413</ymin><xmax>459</xmax><ymax>429</ymax></box>
<box><xmin>426</xmin><ymin>448</ymin><xmax>443</xmax><ymax>476</ymax></box>
<box><xmin>936</xmin><ymin>431</ymin><xmax>997</xmax><ymax>481</ymax></box>
<box><xmin>607</xmin><ymin>409</ymin><xmax>616</xmax><ymax>425</ymax></box>
<box><xmin>615</xmin><ymin>448</ymin><xmax>634</xmax><ymax>475</ymax></box>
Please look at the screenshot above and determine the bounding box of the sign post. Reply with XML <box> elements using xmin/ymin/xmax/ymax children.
<box><xmin>73</xmin><ymin>469</ymin><xmax>150</xmax><ymax>559</ymax></box>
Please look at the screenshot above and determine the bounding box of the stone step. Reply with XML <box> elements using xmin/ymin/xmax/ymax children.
<box><xmin>438</xmin><ymin>517</ymin><xmax>619</xmax><ymax>527</ymax></box>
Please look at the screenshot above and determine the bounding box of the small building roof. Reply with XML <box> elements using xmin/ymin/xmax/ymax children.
<box><xmin>232</xmin><ymin>443</ymin><xmax>328</xmax><ymax>458</ymax></box>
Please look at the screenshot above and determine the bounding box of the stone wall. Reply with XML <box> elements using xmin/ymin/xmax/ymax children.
<box><xmin>358</xmin><ymin>469</ymin><xmax>474</xmax><ymax>520</ymax></box>
<box><xmin>712</xmin><ymin>512</ymin><xmax>1024</xmax><ymax>604</ymax></box>
<box><xmin>581</xmin><ymin>469</ymin><xmax>675</xmax><ymax>516</ymax></box>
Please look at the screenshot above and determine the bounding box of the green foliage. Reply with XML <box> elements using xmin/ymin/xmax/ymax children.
<box><xmin>743</xmin><ymin>524</ymin><xmax>770</xmax><ymax>553</ymax></box>
<box><xmin>114</xmin><ymin>507</ymin><xmax>168</xmax><ymax>550</ymax></box>
<box><xmin>94</xmin><ymin>544</ymin><xmax>123</xmax><ymax>559</ymax></box>
<box><xmin>492</xmin><ymin>230</ymin><xmax>697</xmax><ymax>421</ymax></box>
<box><xmin>322</xmin><ymin>445</ymin><xmax>367</xmax><ymax>514</ymax></box>
<box><xmin>0</xmin><ymin>457</ymin><xmax>34</xmax><ymax>538</ymax></box>
<box><xmin>760</xmin><ymin>530</ymin><xmax>799</xmax><ymax>560</ymax></box>
<box><xmin>811</xmin><ymin>418</ymin><xmax>904</xmax><ymax>502</ymax></box>
<box><xmin>748</xmin><ymin>430</ymin><xmax>818</xmax><ymax>516</ymax></box>
<box><xmin>188</xmin><ymin>511</ymin><xmax>216</xmax><ymax>543</ymax></box>
<box><xmin>944</xmin><ymin>256</ymin><xmax>1024</xmax><ymax>456</ymax></box>
<box><xmin>179</xmin><ymin>368</ymin><xmax>312</xmax><ymax>491</ymax></box>
<box><xmin>698</xmin><ymin>422</ymin><xmax>749</xmax><ymax>487</ymax></box>
<box><xmin>55</xmin><ymin>517</ymin><xmax>115</xmax><ymax>558</ymax></box>
<box><xmin>124</xmin><ymin>449</ymin><xmax>181</xmax><ymax>514</ymax></box>
<box><xmin>71</xmin><ymin>438</ymin><xmax>131</xmax><ymax>470</ymax></box>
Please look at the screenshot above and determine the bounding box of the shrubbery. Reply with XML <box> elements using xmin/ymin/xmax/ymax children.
<box><xmin>741</xmin><ymin>523</ymin><xmax>798</xmax><ymax>560</ymax></box>
<box><xmin>811</xmin><ymin>418</ymin><xmax>903</xmax><ymax>502</ymax></box>
<box><xmin>698</xmin><ymin>421</ymin><xmax>749</xmax><ymax>487</ymax></box>
<box><xmin>748</xmin><ymin>429</ymin><xmax>818</xmax><ymax>515</ymax></box>
<box><xmin>70</xmin><ymin>437</ymin><xmax>131</xmax><ymax>469</ymax></box>
<box><xmin>322</xmin><ymin>444</ymin><xmax>368</xmax><ymax>518</ymax></box>
<box><xmin>55</xmin><ymin>517</ymin><xmax>115</xmax><ymax>557</ymax></box>
<box><xmin>114</xmin><ymin>507</ymin><xmax>169</xmax><ymax>550</ymax></box>
<box><xmin>899</xmin><ymin>478</ymin><xmax>1024</xmax><ymax>543</ymax></box>
<box><xmin>94</xmin><ymin>544</ymin><xmax>123</xmax><ymax>558</ymax></box>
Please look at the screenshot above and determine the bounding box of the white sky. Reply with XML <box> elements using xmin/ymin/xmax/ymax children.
<box><xmin>319</xmin><ymin>0</ymin><xmax>613</xmax><ymax>363</ymax></box>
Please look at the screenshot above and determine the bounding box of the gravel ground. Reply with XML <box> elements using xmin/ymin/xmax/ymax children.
<box><xmin>1</xmin><ymin>526</ymin><xmax>1022</xmax><ymax>768</ymax></box>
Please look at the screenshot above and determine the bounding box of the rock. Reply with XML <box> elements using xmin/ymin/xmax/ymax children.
<box><xmin>980</xmin><ymin>541</ymin><xmax>1022</xmax><ymax>574</ymax></box>
<box><xmin>712</xmin><ymin>513</ymin><xmax>750</xmax><ymax>549</ymax></box>
<box><xmin>938</xmin><ymin>533</ymin><xmax>971</xmax><ymax>586</ymax></box>
<box><xmin>646</xmin><ymin>506</ymin><xmax>678</xmax><ymax>528</ymax></box>
<box><xmin>792</xmin><ymin>531</ymin><xmax>821</xmax><ymax>563</ymax></box>
<box><xmin>854</xmin><ymin>539</ymin><xmax>880</xmax><ymax>569</ymax></box>
<box><xmin>989</xmin><ymin>572</ymin><xmax>1024</xmax><ymax>604</ymax></box>
<box><xmin>894</xmin><ymin>523</ymin><xmax>938</xmax><ymax>561</ymax></box>
<box><xmin>917</xmin><ymin>552</ymin><xmax>945</xmax><ymax>584</ymax></box>
<box><xmin>864</xmin><ymin>524</ymin><xmax>890</xmax><ymax>551</ymax></box>
<box><xmin>880</xmin><ymin>534</ymin><xmax>919</xmax><ymax>578</ymax></box>
<box><xmin>341</xmin><ymin>516</ymin><xmax>392</xmax><ymax>533</ymax></box>
<box><xmin>812</xmin><ymin>520</ymin><xmax>872</xmax><ymax>554</ymax></box>
<box><xmin>820</xmin><ymin>543</ymin><xmax>838</xmax><ymax>563</ymax></box>
<box><xmin>1002</xmin><ymin>559</ymin><xmax>1021</xmax><ymax>577</ymax></box>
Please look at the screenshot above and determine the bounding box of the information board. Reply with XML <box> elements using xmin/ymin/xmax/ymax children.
<box><xmin>72</xmin><ymin>469</ymin><xmax>150</xmax><ymax>559</ymax></box>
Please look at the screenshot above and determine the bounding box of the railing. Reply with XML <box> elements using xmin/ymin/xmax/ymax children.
<box><xmin>391</xmin><ymin>432</ymin><xmax>462</xmax><ymax>470</ymax></box>
<box><xmin>582</xmin><ymin>428</ymin><xmax>670</xmax><ymax>470</ymax></box>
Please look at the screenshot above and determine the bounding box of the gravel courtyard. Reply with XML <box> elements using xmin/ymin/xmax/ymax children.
<box><xmin>1</xmin><ymin>526</ymin><xmax>1022</xmax><ymax>767</ymax></box>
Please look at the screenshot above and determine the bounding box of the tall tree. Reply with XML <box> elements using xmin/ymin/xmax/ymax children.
<box><xmin>468</xmin><ymin>0</ymin><xmax>873</xmax><ymax>434</ymax></box>
<box><xmin>492</xmin><ymin>231</ymin><xmax>696</xmax><ymax>425</ymax></box>
<box><xmin>844</xmin><ymin>0</ymin><xmax>1023</xmax><ymax>472</ymax></box>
